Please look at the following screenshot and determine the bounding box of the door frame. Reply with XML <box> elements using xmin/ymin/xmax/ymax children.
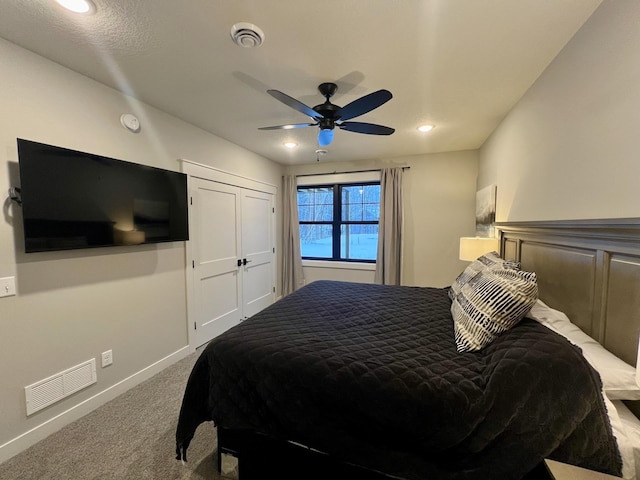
<box><xmin>180</xmin><ymin>159</ymin><xmax>277</xmax><ymax>351</ymax></box>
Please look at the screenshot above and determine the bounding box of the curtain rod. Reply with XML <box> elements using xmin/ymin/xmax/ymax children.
<box><xmin>294</xmin><ymin>166</ymin><xmax>410</xmax><ymax>178</ymax></box>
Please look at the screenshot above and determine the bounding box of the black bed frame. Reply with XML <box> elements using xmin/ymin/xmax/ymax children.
<box><xmin>215</xmin><ymin>218</ymin><xmax>640</xmax><ymax>480</ymax></box>
<box><xmin>217</xmin><ymin>427</ymin><xmax>395</xmax><ymax>479</ymax></box>
<box><xmin>218</xmin><ymin>426</ymin><xmax>556</xmax><ymax>479</ymax></box>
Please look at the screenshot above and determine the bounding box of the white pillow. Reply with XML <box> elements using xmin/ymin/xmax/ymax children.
<box><xmin>528</xmin><ymin>300</ymin><xmax>640</xmax><ymax>400</ymax></box>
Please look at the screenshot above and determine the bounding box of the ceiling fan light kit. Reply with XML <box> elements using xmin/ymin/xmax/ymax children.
<box><xmin>318</xmin><ymin>128</ymin><xmax>334</xmax><ymax>147</ymax></box>
<box><xmin>259</xmin><ymin>82</ymin><xmax>395</xmax><ymax>147</ymax></box>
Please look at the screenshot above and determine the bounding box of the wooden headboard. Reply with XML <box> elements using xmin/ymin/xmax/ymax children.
<box><xmin>496</xmin><ymin>219</ymin><xmax>640</xmax><ymax>366</ymax></box>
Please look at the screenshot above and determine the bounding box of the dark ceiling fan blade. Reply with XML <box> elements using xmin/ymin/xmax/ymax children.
<box><xmin>267</xmin><ymin>89</ymin><xmax>324</xmax><ymax>119</ymax></box>
<box><xmin>318</xmin><ymin>129</ymin><xmax>335</xmax><ymax>146</ymax></box>
<box><xmin>338</xmin><ymin>89</ymin><xmax>393</xmax><ymax>121</ymax></box>
<box><xmin>339</xmin><ymin>122</ymin><xmax>395</xmax><ymax>135</ymax></box>
<box><xmin>258</xmin><ymin>122</ymin><xmax>316</xmax><ymax>130</ymax></box>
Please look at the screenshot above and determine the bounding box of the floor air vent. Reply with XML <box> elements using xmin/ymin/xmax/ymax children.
<box><xmin>25</xmin><ymin>358</ymin><xmax>97</xmax><ymax>416</ymax></box>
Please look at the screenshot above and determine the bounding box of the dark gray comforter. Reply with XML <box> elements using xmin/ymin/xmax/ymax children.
<box><xmin>176</xmin><ymin>280</ymin><xmax>621</xmax><ymax>479</ymax></box>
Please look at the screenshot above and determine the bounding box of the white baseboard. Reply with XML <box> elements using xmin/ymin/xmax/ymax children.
<box><xmin>0</xmin><ymin>345</ymin><xmax>192</xmax><ymax>465</ymax></box>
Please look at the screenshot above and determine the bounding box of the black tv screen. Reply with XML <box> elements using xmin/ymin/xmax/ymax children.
<box><xmin>17</xmin><ymin>139</ymin><xmax>189</xmax><ymax>253</ymax></box>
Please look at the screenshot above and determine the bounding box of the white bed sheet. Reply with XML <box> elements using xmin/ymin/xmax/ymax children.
<box><xmin>604</xmin><ymin>395</ymin><xmax>636</xmax><ymax>479</ymax></box>
<box><xmin>612</xmin><ymin>399</ymin><xmax>640</xmax><ymax>480</ymax></box>
<box><xmin>528</xmin><ymin>300</ymin><xmax>640</xmax><ymax>478</ymax></box>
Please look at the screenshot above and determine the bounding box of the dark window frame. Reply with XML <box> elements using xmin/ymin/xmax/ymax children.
<box><xmin>298</xmin><ymin>181</ymin><xmax>380</xmax><ymax>263</ymax></box>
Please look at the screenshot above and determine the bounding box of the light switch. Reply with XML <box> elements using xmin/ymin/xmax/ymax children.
<box><xmin>0</xmin><ymin>277</ymin><xmax>16</xmax><ymax>298</ymax></box>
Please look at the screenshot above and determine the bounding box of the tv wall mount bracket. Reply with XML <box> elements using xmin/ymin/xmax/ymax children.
<box><xmin>8</xmin><ymin>187</ymin><xmax>22</xmax><ymax>206</ymax></box>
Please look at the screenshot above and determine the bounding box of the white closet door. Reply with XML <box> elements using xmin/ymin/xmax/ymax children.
<box><xmin>241</xmin><ymin>189</ymin><xmax>275</xmax><ymax>319</ymax></box>
<box><xmin>191</xmin><ymin>178</ymin><xmax>243</xmax><ymax>347</ymax></box>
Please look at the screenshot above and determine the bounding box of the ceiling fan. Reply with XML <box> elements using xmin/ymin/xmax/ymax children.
<box><xmin>258</xmin><ymin>82</ymin><xmax>395</xmax><ymax>147</ymax></box>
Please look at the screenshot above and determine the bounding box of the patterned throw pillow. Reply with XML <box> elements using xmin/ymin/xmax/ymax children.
<box><xmin>451</xmin><ymin>266</ymin><xmax>538</xmax><ymax>352</ymax></box>
<box><xmin>448</xmin><ymin>251</ymin><xmax>520</xmax><ymax>301</ymax></box>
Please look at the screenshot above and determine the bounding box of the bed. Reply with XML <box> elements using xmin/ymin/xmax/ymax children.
<box><xmin>175</xmin><ymin>219</ymin><xmax>640</xmax><ymax>479</ymax></box>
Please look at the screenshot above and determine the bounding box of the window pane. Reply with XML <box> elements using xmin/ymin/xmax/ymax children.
<box><xmin>340</xmin><ymin>224</ymin><xmax>378</xmax><ymax>260</ymax></box>
<box><xmin>297</xmin><ymin>187</ymin><xmax>333</xmax><ymax>221</ymax></box>
<box><xmin>363</xmin><ymin>203</ymin><xmax>379</xmax><ymax>221</ymax></box>
<box><xmin>342</xmin><ymin>185</ymin><xmax>363</xmax><ymax>203</ymax></box>
<box><xmin>300</xmin><ymin>224</ymin><xmax>333</xmax><ymax>258</ymax></box>
<box><xmin>363</xmin><ymin>184</ymin><xmax>380</xmax><ymax>203</ymax></box>
<box><xmin>298</xmin><ymin>205</ymin><xmax>313</xmax><ymax>221</ymax></box>
<box><xmin>343</xmin><ymin>204</ymin><xmax>363</xmax><ymax>221</ymax></box>
<box><xmin>341</xmin><ymin>184</ymin><xmax>380</xmax><ymax>221</ymax></box>
<box><xmin>297</xmin><ymin>189</ymin><xmax>312</xmax><ymax>206</ymax></box>
<box><xmin>313</xmin><ymin>203</ymin><xmax>332</xmax><ymax>221</ymax></box>
<box><xmin>315</xmin><ymin>188</ymin><xmax>333</xmax><ymax>205</ymax></box>
<box><xmin>299</xmin><ymin>205</ymin><xmax>332</xmax><ymax>222</ymax></box>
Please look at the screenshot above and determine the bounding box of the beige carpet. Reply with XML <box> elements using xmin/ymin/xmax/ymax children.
<box><xmin>0</xmin><ymin>349</ymin><xmax>221</xmax><ymax>480</ymax></box>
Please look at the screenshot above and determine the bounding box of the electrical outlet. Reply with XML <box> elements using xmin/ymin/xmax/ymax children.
<box><xmin>101</xmin><ymin>350</ymin><xmax>113</xmax><ymax>367</ymax></box>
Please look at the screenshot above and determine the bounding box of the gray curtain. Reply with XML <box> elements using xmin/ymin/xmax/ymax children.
<box><xmin>281</xmin><ymin>175</ymin><xmax>304</xmax><ymax>295</ymax></box>
<box><xmin>374</xmin><ymin>167</ymin><xmax>404</xmax><ymax>285</ymax></box>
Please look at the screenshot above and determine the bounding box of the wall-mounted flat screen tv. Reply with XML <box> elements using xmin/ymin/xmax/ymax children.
<box><xmin>17</xmin><ymin>138</ymin><xmax>189</xmax><ymax>253</ymax></box>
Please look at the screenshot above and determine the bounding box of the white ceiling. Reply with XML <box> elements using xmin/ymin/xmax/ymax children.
<box><xmin>0</xmin><ymin>0</ymin><xmax>602</xmax><ymax>165</ymax></box>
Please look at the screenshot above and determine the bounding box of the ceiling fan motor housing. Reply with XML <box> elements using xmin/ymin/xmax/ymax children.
<box><xmin>259</xmin><ymin>81</ymin><xmax>394</xmax><ymax>146</ymax></box>
<box><xmin>318</xmin><ymin>118</ymin><xmax>335</xmax><ymax>131</ymax></box>
<box><xmin>314</xmin><ymin>83</ymin><xmax>341</xmax><ymax>124</ymax></box>
<box><xmin>318</xmin><ymin>82</ymin><xmax>338</xmax><ymax>98</ymax></box>
<box><xmin>315</xmin><ymin>105</ymin><xmax>340</xmax><ymax>124</ymax></box>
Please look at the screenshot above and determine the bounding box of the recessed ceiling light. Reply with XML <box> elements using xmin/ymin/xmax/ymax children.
<box><xmin>417</xmin><ymin>124</ymin><xmax>435</xmax><ymax>133</ymax></box>
<box><xmin>54</xmin><ymin>0</ymin><xmax>96</xmax><ymax>14</ymax></box>
<box><xmin>284</xmin><ymin>142</ymin><xmax>297</xmax><ymax>149</ymax></box>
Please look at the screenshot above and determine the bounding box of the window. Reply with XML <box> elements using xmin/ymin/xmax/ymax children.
<box><xmin>297</xmin><ymin>182</ymin><xmax>380</xmax><ymax>262</ymax></box>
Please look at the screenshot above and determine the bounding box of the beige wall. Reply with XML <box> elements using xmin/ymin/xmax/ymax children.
<box><xmin>302</xmin><ymin>262</ymin><xmax>376</xmax><ymax>285</ymax></box>
<box><xmin>479</xmin><ymin>1</ymin><xmax>640</xmax><ymax>221</ymax></box>
<box><xmin>0</xmin><ymin>38</ymin><xmax>282</xmax><ymax>461</ymax></box>
<box><xmin>286</xmin><ymin>149</ymin><xmax>479</xmax><ymax>288</ymax></box>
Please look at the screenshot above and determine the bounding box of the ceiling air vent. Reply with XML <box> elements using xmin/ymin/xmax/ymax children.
<box><xmin>230</xmin><ymin>22</ymin><xmax>265</xmax><ymax>48</ymax></box>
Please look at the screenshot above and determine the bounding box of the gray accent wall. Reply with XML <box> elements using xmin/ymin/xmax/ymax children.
<box><xmin>479</xmin><ymin>1</ymin><xmax>640</xmax><ymax>222</ymax></box>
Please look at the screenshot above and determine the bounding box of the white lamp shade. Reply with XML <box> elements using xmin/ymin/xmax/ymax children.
<box><xmin>459</xmin><ymin>237</ymin><xmax>500</xmax><ymax>261</ymax></box>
